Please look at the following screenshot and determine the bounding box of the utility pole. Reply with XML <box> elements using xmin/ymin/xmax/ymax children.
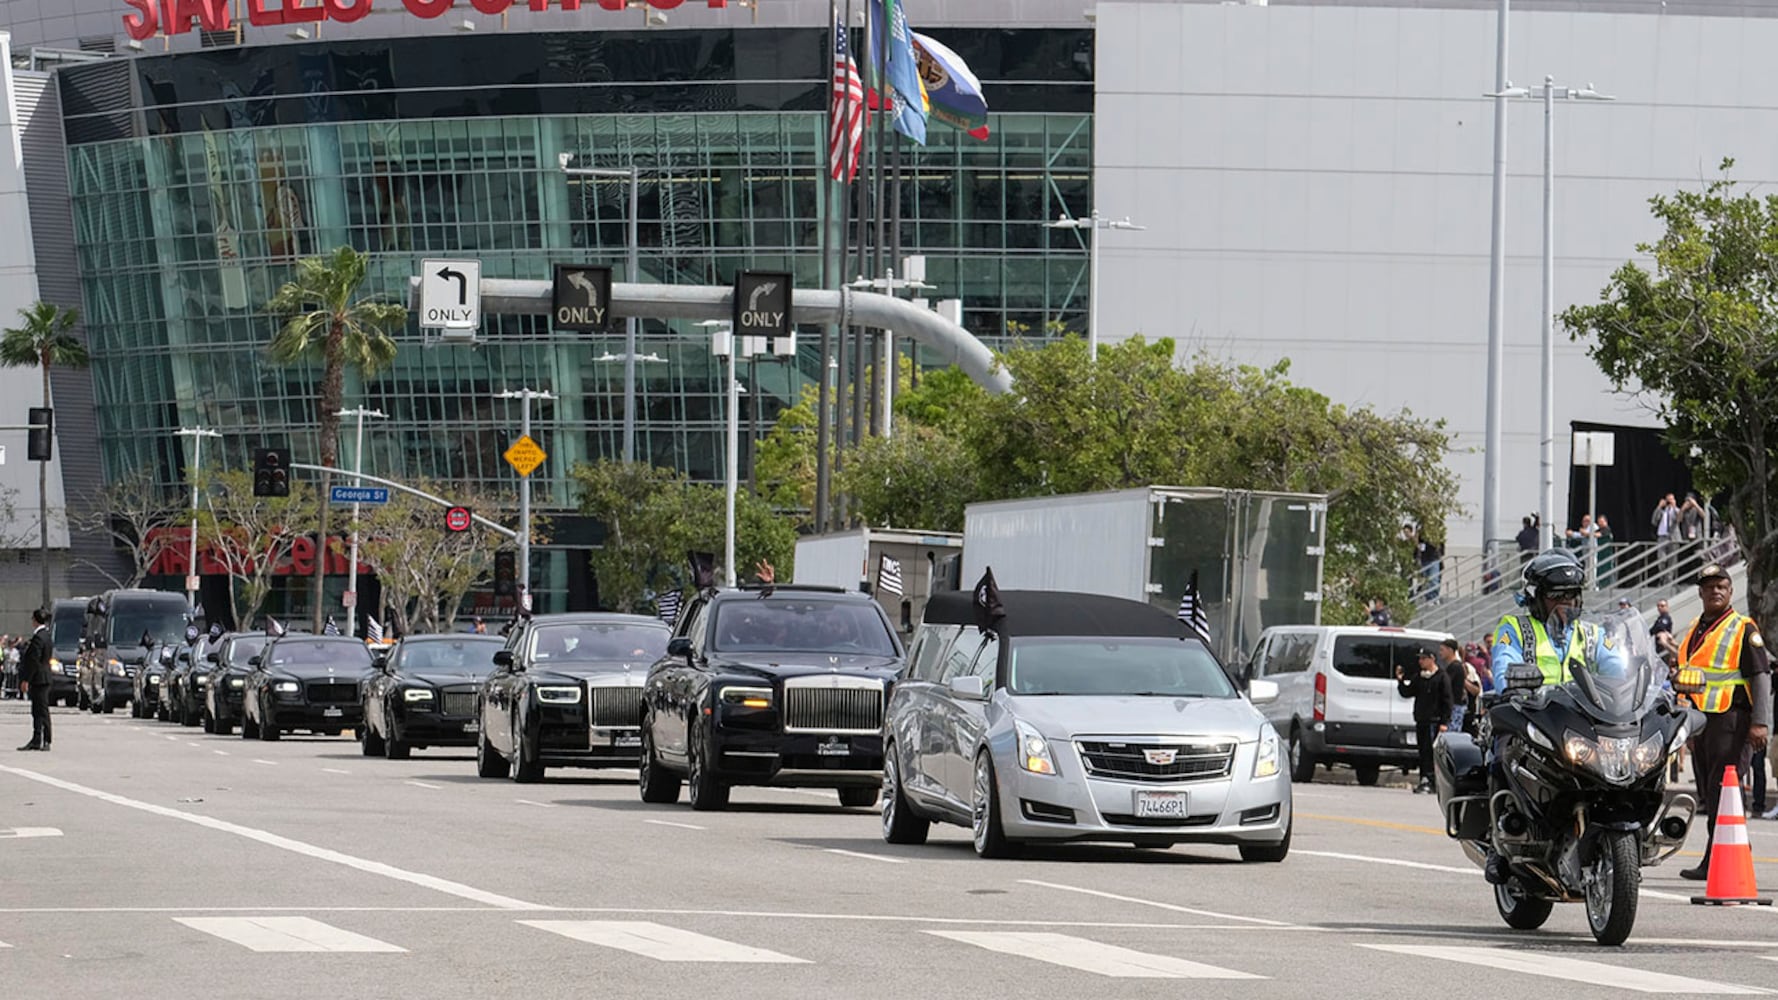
<box><xmin>497</xmin><ymin>388</ymin><xmax>555</xmax><ymax>604</ymax></box>
<box><xmin>336</xmin><ymin>407</ymin><xmax>386</xmax><ymax>637</ymax></box>
<box><xmin>174</xmin><ymin>427</ymin><xmax>220</xmax><ymax>614</ymax></box>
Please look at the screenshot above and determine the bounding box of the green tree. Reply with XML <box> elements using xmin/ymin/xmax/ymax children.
<box><xmin>194</xmin><ymin>469</ymin><xmax>317</xmax><ymax>630</ymax></box>
<box><xmin>264</xmin><ymin>246</ymin><xmax>405</xmax><ymax>632</ymax></box>
<box><xmin>1561</xmin><ymin>163</ymin><xmax>1778</xmax><ymax>630</ymax></box>
<box><xmin>753</xmin><ymin>398</ymin><xmax>819</xmax><ymax>520</ymax></box>
<box><xmin>357</xmin><ymin>482</ymin><xmax>515</xmax><ymax>636</ymax></box>
<box><xmin>838</xmin><ymin>426</ymin><xmax>983</xmax><ymax>533</ymax></box>
<box><xmin>1</xmin><ymin>301</ymin><xmax>90</xmax><ymax>607</ymax></box>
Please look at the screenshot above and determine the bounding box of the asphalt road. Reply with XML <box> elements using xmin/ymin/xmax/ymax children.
<box><xmin>6</xmin><ymin>700</ymin><xmax>1778</xmax><ymax>999</ymax></box>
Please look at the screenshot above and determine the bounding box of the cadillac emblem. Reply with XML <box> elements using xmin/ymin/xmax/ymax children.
<box><xmin>1142</xmin><ymin>748</ymin><xmax>1178</xmax><ymax>766</ymax></box>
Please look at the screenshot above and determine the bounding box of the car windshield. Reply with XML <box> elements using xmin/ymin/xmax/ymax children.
<box><xmin>530</xmin><ymin>624</ymin><xmax>668</xmax><ymax>663</ymax></box>
<box><xmin>269</xmin><ymin>641</ymin><xmax>372</xmax><ymax>668</ymax></box>
<box><xmin>401</xmin><ymin>638</ymin><xmax>503</xmax><ymax>671</ymax></box>
<box><xmin>710</xmin><ymin>600</ymin><xmax>898</xmax><ymax>655</ymax></box>
<box><xmin>110</xmin><ymin>608</ymin><xmax>188</xmax><ymax>648</ymax></box>
<box><xmin>226</xmin><ymin>636</ymin><xmax>267</xmax><ymax>665</ymax></box>
<box><xmin>1007</xmin><ymin>637</ymin><xmax>1239</xmax><ymax>698</ymax></box>
<box><xmin>52</xmin><ymin>614</ymin><xmax>82</xmax><ymax>647</ymax></box>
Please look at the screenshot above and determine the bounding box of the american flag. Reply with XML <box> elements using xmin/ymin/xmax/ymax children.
<box><xmin>657</xmin><ymin>589</ymin><xmax>682</xmax><ymax>628</ymax></box>
<box><xmin>323</xmin><ymin>615</ymin><xmax>341</xmax><ymax>637</ymax></box>
<box><xmin>366</xmin><ymin>615</ymin><xmax>384</xmax><ymax>643</ymax></box>
<box><xmin>828</xmin><ymin>8</ymin><xmax>865</xmax><ymax>184</ymax></box>
<box><xmin>1177</xmin><ymin>570</ymin><xmax>1212</xmax><ymax>646</ymax></box>
<box><xmin>877</xmin><ymin>555</ymin><xmax>904</xmax><ymax>597</ymax></box>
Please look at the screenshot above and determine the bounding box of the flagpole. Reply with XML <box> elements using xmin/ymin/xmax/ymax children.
<box><xmin>868</xmin><ymin>0</ymin><xmax>890</xmax><ymax>440</ymax></box>
<box><xmin>851</xmin><ymin>0</ymin><xmax>873</xmax><ymax>460</ymax></box>
<box><xmin>816</xmin><ymin>0</ymin><xmax>839</xmax><ymax>535</ymax></box>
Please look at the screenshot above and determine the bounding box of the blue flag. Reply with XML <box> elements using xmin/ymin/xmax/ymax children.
<box><xmin>868</xmin><ymin>0</ymin><xmax>928</xmax><ymax>144</ymax></box>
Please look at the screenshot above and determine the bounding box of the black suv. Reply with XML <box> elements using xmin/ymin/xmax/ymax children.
<box><xmin>242</xmin><ymin>635</ymin><xmax>372</xmax><ymax>739</ymax></box>
<box><xmin>639</xmin><ymin>585</ymin><xmax>903</xmax><ymax>811</ymax></box>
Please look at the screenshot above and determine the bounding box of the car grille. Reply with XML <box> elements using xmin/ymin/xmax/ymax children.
<box><xmin>782</xmin><ymin>679</ymin><xmax>884</xmax><ymax>734</ymax></box>
<box><xmin>1075</xmin><ymin>740</ymin><xmax>1236</xmax><ymax>783</ymax></box>
<box><xmin>1101</xmin><ymin>812</ymin><xmax>1220</xmax><ymax>828</ymax></box>
<box><xmin>588</xmin><ymin>686</ymin><xmax>642</xmax><ymax>728</ymax></box>
<box><xmin>442</xmin><ymin>690</ymin><xmax>477</xmax><ymax>718</ymax></box>
<box><xmin>305</xmin><ymin>681</ymin><xmax>358</xmax><ymax>705</ymax></box>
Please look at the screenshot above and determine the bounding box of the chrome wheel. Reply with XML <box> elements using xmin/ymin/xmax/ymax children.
<box><xmin>971</xmin><ymin>755</ymin><xmax>991</xmax><ymax>851</ymax></box>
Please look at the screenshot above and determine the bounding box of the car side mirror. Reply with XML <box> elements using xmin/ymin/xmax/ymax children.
<box><xmin>492</xmin><ymin>650</ymin><xmax>514</xmax><ymax>669</ymax></box>
<box><xmin>205</xmin><ymin>652</ymin><xmax>218</xmax><ymax>663</ymax></box>
<box><xmin>248</xmin><ymin>655</ymin><xmax>261</xmax><ymax>668</ymax></box>
<box><xmin>667</xmin><ymin>637</ymin><xmax>692</xmax><ymax>658</ymax></box>
<box><xmin>1247</xmin><ymin>679</ymin><xmax>1280</xmax><ymax>705</ymax></box>
<box><xmin>948</xmin><ymin>675</ymin><xmax>987</xmax><ymax>701</ymax></box>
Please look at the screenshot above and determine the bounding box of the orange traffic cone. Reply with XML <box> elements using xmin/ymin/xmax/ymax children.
<box><xmin>1693</xmin><ymin>765</ymin><xmax>1773</xmax><ymax>906</ymax></box>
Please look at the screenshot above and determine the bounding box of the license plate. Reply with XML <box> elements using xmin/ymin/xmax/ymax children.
<box><xmin>612</xmin><ymin>733</ymin><xmax>641</xmax><ymax>748</ymax></box>
<box><xmin>323</xmin><ymin>707</ymin><xmax>343</xmax><ymax>718</ymax></box>
<box><xmin>817</xmin><ymin>739</ymin><xmax>851</xmax><ymax>757</ymax></box>
<box><xmin>1134</xmin><ymin>790</ymin><xmax>1189</xmax><ymax>819</ymax></box>
<box><xmin>1404</xmin><ymin>730</ymin><xmax>1417</xmax><ymax>746</ymax></box>
<box><xmin>464</xmin><ymin>720</ymin><xmax>479</xmax><ymax>733</ymax></box>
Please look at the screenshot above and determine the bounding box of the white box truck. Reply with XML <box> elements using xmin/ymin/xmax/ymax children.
<box><xmin>962</xmin><ymin>487</ymin><xmax>1327</xmax><ymax>662</ymax></box>
<box><xmin>793</xmin><ymin>528</ymin><xmax>964</xmax><ymax>635</ymax></box>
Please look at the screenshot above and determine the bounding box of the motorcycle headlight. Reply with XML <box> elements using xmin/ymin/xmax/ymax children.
<box><xmin>403</xmin><ymin>688</ymin><xmax>435</xmax><ymax>703</ymax></box>
<box><xmin>1565</xmin><ymin>730</ymin><xmax>1649</xmax><ymax>783</ymax></box>
<box><xmin>1632</xmin><ymin>732</ymin><xmax>1667</xmax><ymax>774</ymax></box>
<box><xmin>1014</xmin><ymin>719</ymin><xmax>1056</xmax><ymax>775</ymax></box>
<box><xmin>1526</xmin><ymin>725</ymin><xmax>1556</xmax><ymax>751</ymax></box>
<box><xmin>1254</xmin><ymin>725</ymin><xmax>1281</xmax><ymax>778</ymax></box>
<box><xmin>535</xmin><ymin>685</ymin><xmax>582</xmax><ymax>705</ymax></box>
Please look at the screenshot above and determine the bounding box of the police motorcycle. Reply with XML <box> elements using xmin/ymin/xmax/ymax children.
<box><xmin>1433</xmin><ymin>608</ymin><xmax>1699</xmax><ymax>946</ymax></box>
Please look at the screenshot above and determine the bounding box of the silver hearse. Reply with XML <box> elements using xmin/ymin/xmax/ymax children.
<box><xmin>881</xmin><ymin>589</ymin><xmax>1291</xmax><ymax>860</ymax></box>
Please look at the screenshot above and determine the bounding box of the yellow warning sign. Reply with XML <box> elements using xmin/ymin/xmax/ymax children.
<box><xmin>504</xmin><ymin>435</ymin><xmax>547</xmax><ymax>477</ymax></box>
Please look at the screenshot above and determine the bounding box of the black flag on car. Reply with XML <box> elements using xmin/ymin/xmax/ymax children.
<box><xmin>657</xmin><ymin>589</ymin><xmax>682</xmax><ymax>628</ymax></box>
<box><xmin>877</xmin><ymin>555</ymin><xmax>905</xmax><ymax>597</ymax></box>
<box><xmin>972</xmin><ymin>567</ymin><xmax>1005</xmax><ymax>634</ymax></box>
<box><xmin>1177</xmin><ymin>570</ymin><xmax>1211</xmax><ymax>645</ymax></box>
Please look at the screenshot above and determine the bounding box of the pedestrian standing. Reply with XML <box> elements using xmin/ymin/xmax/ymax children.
<box><xmin>1595</xmin><ymin>515</ymin><xmax>1616</xmax><ymax>588</ymax></box>
<box><xmin>1369</xmin><ymin>598</ymin><xmax>1391</xmax><ymax>627</ymax></box>
<box><xmin>16</xmin><ymin>608</ymin><xmax>52</xmax><ymax>751</ymax></box>
<box><xmin>1437</xmin><ymin>638</ymin><xmax>1476</xmax><ymax>734</ymax></box>
<box><xmin>1396</xmin><ymin>648</ymin><xmax>1452</xmax><ymax>794</ymax></box>
<box><xmin>1651</xmin><ymin>493</ymin><xmax>1679</xmax><ymax>586</ymax></box>
<box><xmin>1676</xmin><ymin>564</ymin><xmax>1771</xmax><ymax>881</ymax></box>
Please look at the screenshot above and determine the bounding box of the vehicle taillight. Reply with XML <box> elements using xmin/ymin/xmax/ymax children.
<box><xmin>1313</xmin><ymin>671</ymin><xmax>1326</xmax><ymax>721</ymax></box>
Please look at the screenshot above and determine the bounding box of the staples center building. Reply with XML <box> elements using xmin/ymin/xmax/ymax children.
<box><xmin>0</xmin><ymin>0</ymin><xmax>1771</xmax><ymax>618</ymax></box>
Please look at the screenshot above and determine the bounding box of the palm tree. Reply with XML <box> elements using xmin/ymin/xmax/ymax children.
<box><xmin>265</xmin><ymin>246</ymin><xmax>404</xmax><ymax>632</ymax></box>
<box><xmin>0</xmin><ymin>302</ymin><xmax>90</xmax><ymax>608</ymax></box>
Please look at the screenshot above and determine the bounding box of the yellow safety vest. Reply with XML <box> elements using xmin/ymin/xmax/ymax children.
<box><xmin>1496</xmin><ymin>614</ymin><xmax>1594</xmax><ymax>687</ymax></box>
<box><xmin>1678</xmin><ymin>610</ymin><xmax>1754</xmax><ymax>713</ymax></box>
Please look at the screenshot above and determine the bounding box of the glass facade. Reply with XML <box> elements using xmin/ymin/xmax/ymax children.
<box><xmin>58</xmin><ymin>26</ymin><xmax>1094</xmax><ymax>611</ymax></box>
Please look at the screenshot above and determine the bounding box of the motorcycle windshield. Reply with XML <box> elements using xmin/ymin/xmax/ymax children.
<box><xmin>1565</xmin><ymin>608</ymin><xmax>1664</xmax><ymax>725</ymax></box>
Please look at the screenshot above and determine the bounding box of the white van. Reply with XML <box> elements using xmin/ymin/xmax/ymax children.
<box><xmin>1244</xmin><ymin>625</ymin><xmax>1456</xmax><ymax>786</ymax></box>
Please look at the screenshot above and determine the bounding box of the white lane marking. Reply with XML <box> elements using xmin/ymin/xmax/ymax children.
<box><xmin>0</xmin><ymin>939</ymin><xmax>8</xmax><ymax>948</ymax></box>
<box><xmin>252</xmin><ymin>759</ymin><xmax>277</xmax><ymax>766</ymax></box>
<box><xmin>164</xmin><ymin>735</ymin><xmax>179</xmax><ymax>741</ymax></box>
<box><xmin>0</xmin><ymin>827</ymin><xmax>63</xmax><ymax>839</ymax></box>
<box><xmin>405</xmin><ymin>780</ymin><xmax>442</xmax><ymax>790</ymax></box>
<box><xmin>175</xmin><ymin>917</ymin><xmax>406</xmax><ymax>953</ymax></box>
<box><xmin>187</xmin><ymin>742</ymin><xmax>201</xmax><ymax>748</ymax></box>
<box><xmin>212</xmin><ymin>750</ymin><xmax>229</xmax><ymax>756</ymax></box>
<box><xmin>1296</xmin><ymin>850</ymin><xmax>1479</xmax><ymax>875</ymax></box>
<box><xmin>749</xmin><ymin>787</ymin><xmax>839</xmax><ymax>800</ymax></box>
<box><xmin>321</xmin><ymin>768</ymin><xmax>350</xmax><ymax>775</ymax></box>
<box><xmin>927</xmin><ymin>931</ymin><xmax>1262</xmax><ymax>979</ymax></box>
<box><xmin>0</xmin><ymin>764</ymin><xmax>545</xmax><ymax>911</ymax></box>
<box><xmin>1018</xmin><ymin>880</ymin><xmax>1292</xmax><ymax>927</ymax></box>
<box><xmin>1361</xmin><ymin>945</ymin><xmax>1766</xmax><ymax>995</ymax></box>
<box><xmin>642</xmin><ymin>819</ymin><xmax>705</xmax><ymax>831</ymax></box>
<box><xmin>515</xmin><ymin>799</ymin><xmax>556</xmax><ymax>809</ymax></box>
<box><xmin>520</xmin><ymin>920</ymin><xmax>807</xmax><ymax>963</ymax></box>
<box><xmin>823</xmin><ymin>848</ymin><xmax>906</xmax><ymax>864</ymax></box>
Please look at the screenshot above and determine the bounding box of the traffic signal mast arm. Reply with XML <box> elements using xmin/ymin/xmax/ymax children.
<box><xmin>286</xmin><ymin>462</ymin><xmax>519</xmax><ymax>540</ymax></box>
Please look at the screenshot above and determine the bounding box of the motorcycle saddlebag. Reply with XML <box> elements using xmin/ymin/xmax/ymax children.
<box><xmin>1434</xmin><ymin>733</ymin><xmax>1490</xmax><ymax>839</ymax></box>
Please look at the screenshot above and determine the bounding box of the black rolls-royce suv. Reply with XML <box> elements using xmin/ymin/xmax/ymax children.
<box><xmin>242</xmin><ymin>635</ymin><xmax>372</xmax><ymax>739</ymax></box>
<box><xmin>639</xmin><ymin>585</ymin><xmax>903</xmax><ymax>811</ymax></box>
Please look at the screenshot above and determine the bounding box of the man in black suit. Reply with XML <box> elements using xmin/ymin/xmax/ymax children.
<box><xmin>17</xmin><ymin>607</ymin><xmax>51</xmax><ymax>751</ymax></box>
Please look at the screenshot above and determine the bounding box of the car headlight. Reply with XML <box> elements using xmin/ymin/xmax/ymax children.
<box><xmin>1014</xmin><ymin>719</ymin><xmax>1056</xmax><ymax>775</ymax></box>
<box><xmin>720</xmin><ymin>685</ymin><xmax>773</xmax><ymax>709</ymax></box>
<box><xmin>106</xmin><ymin>659</ymin><xmax>124</xmax><ymax>677</ymax></box>
<box><xmin>49</xmin><ymin>658</ymin><xmax>59</xmax><ymax>669</ymax></box>
<box><xmin>1254</xmin><ymin>725</ymin><xmax>1281</xmax><ymax>778</ymax></box>
<box><xmin>273</xmin><ymin>681</ymin><xmax>299</xmax><ymax>694</ymax></box>
<box><xmin>147</xmin><ymin>674</ymin><xmax>160</xmax><ymax>685</ymax></box>
<box><xmin>535</xmin><ymin>685</ymin><xmax>582</xmax><ymax>704</ymax></box>
<box><xmin>196</xmin><ymin>674</ymin><xmax>212</xmax><ymax>686</ymax></box>
<box><xmin>229</xmin><ymin>677</ymin><xmax>245</xmax><ymax>689</ymax></box>
<box><xmin>403</xmin><ymin>688</ymin><xmax>435</xmax><ymax>703</ymax></box>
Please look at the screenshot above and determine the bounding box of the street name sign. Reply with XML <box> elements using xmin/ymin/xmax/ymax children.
<box><xmin>330</xmin><ymin>486</ymin><xmax>390</xmax><ymax>505</ymax></box>
<box><xmin>420</xmin><ymin>258</ymin><xmax>481</xmax><ymax>329</ymax></box>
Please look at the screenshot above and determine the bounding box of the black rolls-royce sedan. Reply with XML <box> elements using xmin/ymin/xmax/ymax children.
<box><xmin>639</xmin><ymin>585</ymin><xmax>903</xmax><ymax>811</ymax></box>
<box><xmin>362</xmin><ymin>634</ymin><xmax>505</xmax><ymax>759</ymax></box>
<box><xmin>202</xmin><ymin>632</ymin><xmax>268</xmax><ymax>736</ymax></box>
<box><xmin>241</xmin><ymin>635</ymin><xmax>372</xmax><ymax>740</ymax></box>
<box><xmin>476</xmin><ymin>613</ymin><xmax>669</xmax><ymax>782</ymax></box>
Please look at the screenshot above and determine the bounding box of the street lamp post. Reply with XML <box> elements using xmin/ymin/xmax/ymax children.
<box><xmin>1482</xmin><ymin>0</ymin><xmax>1510</xmax><ymax>560</ymax></box>
<box><xmin>336</xmin><ymin>407</ymin><xmax>386</xmax><ymax>637</ymax></box>
<box><xmin>705</xmin><ymin>321</ymin><xmax>747</xmax><ymax>588</ymax></box>
<box><xmin>849</xmin><ymin>265</ymin><xmax>935</xmax><ymax>438</ymax></box>
<box><xmin>559</xmin><ymin>153</ymin><xmax>642</xmax><ymax>463</ymax></box>
<box><xmin>1045</xmin><ymin>210</ymin><xmax>1145</xmax><ymax>360</ymax></box>
<box><xmin>174</xmin><ymin>427</ymin><xmax>220</xmax><ymax>613</ymax></box>
<box><xmin>1490</xmin><ymin>76</ymin><xmax>1615</xmax><ymax>550</ymax></box>
<box><xmin>497</xmin><ymin>388</ymin><xmax>557</xmax><ymax>603</ymax></box>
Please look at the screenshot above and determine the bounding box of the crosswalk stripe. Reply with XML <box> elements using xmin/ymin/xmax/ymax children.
<box><xmin>1360</xmin><ymin>945</ymin><xmax>1766</xmax><ymax>995</ymax></box>
<box><xmin>519</xmin><ymin>920</ymin><xmax>808</xmax><ymax>963</ymax></box>
<box><xmin>926</xmin><ymin>931</ymin><xmax>1263</xmax><ymax>979</ymax></box>
<box><xmin>175</xmin><ymin>917</ymin><xmax>406</xmax><ymax>953</ymax></box>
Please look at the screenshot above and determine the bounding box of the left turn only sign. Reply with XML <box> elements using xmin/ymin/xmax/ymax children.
<box><xmin>420</xmin><ymin>258</ymin><xmax>481</xmax><ymax>329</ymax></box>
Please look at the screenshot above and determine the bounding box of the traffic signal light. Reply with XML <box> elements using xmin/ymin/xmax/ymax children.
<box><xmin>493</xmin><ymin>551</ymin><xmax>517</xmax><ymax>597</ymax></box>
<box><xmin>253</xmin><ymin>448</ymin><xmax>289</xmax><ymax>498</ymax></box>
<box><xmin>26</xmin><ymin>407</ymin><xmax>51</xmax><ymax>462</ymax></box>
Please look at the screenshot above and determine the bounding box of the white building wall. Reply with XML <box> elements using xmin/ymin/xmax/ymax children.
<box><xmin>1093</xmin><ymin>2</ymin><xmax>1778</xmax><ymax>551</ymax></box>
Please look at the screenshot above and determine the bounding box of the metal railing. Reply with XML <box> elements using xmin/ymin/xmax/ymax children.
<box><xmin>1407</xmin><ymin>538</ymin><xmax>1737</xmax><ymax>640</ymax></box>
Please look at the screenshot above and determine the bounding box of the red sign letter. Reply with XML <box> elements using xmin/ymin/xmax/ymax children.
<box><xmin>327</xmin><ymin>0</ymin><xmax>374</xmax><ymax>21</ymax></box>
<box><xmin>403</xmin><ymin>0</ymin><xmax>454</xmax><ymax>16</ymax></box>
<box><xmin>470</xmin><ymin>0</ymin><xmax>511</xmax><ymax>11</ymax></box>
<box><xmin>290</xmin><ymin>537</ymin><xmax>316</xmax><ymax>577</ymax></box>
<box><xmin>528</xmin><ymin>0</ymin><xmax>581</xmax><ymax>8</ymax></box>
<box><xmin>247</xmin><ymin>0</ymin><xmax>288</xmax><ymax>24</ymax></box>
<box><xmin>280</xmin><ymin>0</ymin><xmax>328</xmax><ymax>24</ymax></box>
<box><xmin>164</xmin><ymin>0</ymin><xmax>231</xmax><ymax>33</ymax></box>
<box><xmin>122</xmin><ymin>0</ymin><xmax>160</xmax><ymax>40</ymax></box>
